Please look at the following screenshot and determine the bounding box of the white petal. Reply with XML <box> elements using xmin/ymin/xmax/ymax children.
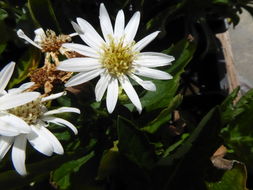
<box><xmin>62</xmin><ymin>43</ymin><xmax>99</xmax><ymax>58</ymax></box>
<box><xmin>95</xmin><ymin>73</ymin><xmax>111</xmax><ymax>101</ymax></box>
<box><xmin>135</xmin><ymin>52</ymin><xmax>175</xmax><ymax>67</ymax></box>
<box><xmin>12</xmin><ymin>135</ymin><xmax>27</xmax><ymax>175</ymax></box>
<box><xmin>34</xmin><ymin>28</ymin><xmax>46</xmax><ymax>44</ymax></box>
<box><xmin>8</xmin><ymin>82</ymin><xmax>35</xmax><ymax>95</ymax></box>
<box><xmin>76</xmin><ymin>17</ymin><xmax>105</xmax><ymax>49</ymax></box>
<box><xmin>43</xmin><ymin>107</ymin><xmax>80</xmax><ymax>116</ymax></box>
<box><xmin>99</xmin><ymin>3</ymin><xmax>113</xmax><ymax>43</ymax></box>
<box><xmin>58</xmin><ymin>58</ymin><xmax>101</xmax><ymax>72</ymax></box>
<box><xmin>27</xmin><ymin>126</ymin><xmax>54</xmax><ymax>156</ymax></box>
<box><xmin>17</xmin><ymin>29</ymin><xmax>42</xmax><ymax>49</ymax></box>
<box><xmin>0</xmin><ymin>92</ymin><xmax>40</xmax><ymax>110</ymax></box>
<box><xmin>0</xmin><ymin>62</ymin><xmax>15</xmax><ymax>92</ymax></box>
<box><xmin>0</xmin><ymin>113</ymin><xmax>31</xmax><ymax>136</ymax></box>
<box><xmin>124</xmin><ymin>12</ymin><xmax>140</xmax><ymax>44</ymax></box>
<box><xmin>42</xmin><ymin>116</ymin><xmax>78</xmax><ymax>135</ymax></box>
<box><xmin>128</xmin><ymin>74</ymin><xmax>156</xmax><ymax>91</ymax></box>
<box><xmin>114</xmin><ymin>10</ymin><xmax>125</xmax><ymax>39</ymax></box>
<box><xmin>133</xmin><ymin>31</ymin><xmax>160</xmax><ymax>51</ymax></box>
<box><xmin>106</xmin><ymin>77</ymin><xmax>118</xmax><ymax>113</ymax></box>
<box><xmin>65</xmin><ymin>69</ymin><xmax>103</xmax><ymax>87</ymax></box>
<box><xmin>119</xmin><ymin>75</ymin><xmax>142</xmax><ymax>113</ymax></box>
<box><xmin>41</xmin><ymin>92</ymin><xmax>65</xmax><ymax>102</ymax></box>
<box><xmin>134</xmin><ymin>67</ymin><xmax>173</xmax><ymax>80</ymax></box>
<box><xmin>0</xmin><ymin>136</ymin><xmax>14</xmax><ymax>160</ymax></box>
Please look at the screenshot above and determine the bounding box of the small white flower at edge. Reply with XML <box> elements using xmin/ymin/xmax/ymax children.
<box><xmin>57</xmin><ymin>3</ymin><xmax>175</xmax><ymax>113</ymax></box>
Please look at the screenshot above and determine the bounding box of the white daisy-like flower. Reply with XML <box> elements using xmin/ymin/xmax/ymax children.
<box><xmin>17</xmin><ymin>28</ymin><xmax>78</xmax><ymax>52</ymax></box>
<box><xmin>0</xmin><ymin>89</ymin><xmax>80</xmax><ymax>175</ymax></box>
<box><xmin>57</xmin><ymin>3</ymin><xmax>175</xmax><ymax>113</ymax></box>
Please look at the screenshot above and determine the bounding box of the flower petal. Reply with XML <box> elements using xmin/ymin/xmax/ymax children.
<box><xmin>124</xmin><ymin>11</ymin><xmax>140</xmax><ymax>44</ymax></box>
<box><xmin>0</xmin><ymin>92</ymin><xmax>40</xmax><ymax>110</ymax></box>
<box><xmin>0</xmin><ymin>62</ymin><xmax>15</xmax><ymax>93</ymax></box>
<box><xmin>76</xmin><ymin>17</ymin><xmax>105</xmax><ymax>49</ymax></box>
<box><xmin>62</xmin><ymin>43</ymin><xmax>99</xmax><ymax>58</ymax></box>
<box><xmin>12</xmin><ymin>135</ymin><xmax>27</xmax><ymax>175</ymax></box>
<box><xmin>119</xmin><ymin>75</ymin><xmax>142</xmax><ymax>113</ymax></box>
<box><xmin>65</xmin><ymin>69</ymin><xmax>103</xmax><ymax>87</ymax></box>
<box><xmin>99</xmin><ymin>3</ymin><xmax>113</xmax><ymax>43</ymax></box>
<box><xmin>34</xmin><ymin>28</ymin><xmax>46</xmax><ymax>44</ymax></box>
<box><xmin>17</xmin><ymin>29</ymin><xmax>42</xmax><ymax>49</ymax></box>
<box><xmin>133</xmin><ymin>31</ymin><xmax>160</xmax><ymax>51</ymax></box>
<box><xmin>58</xmin><ymin>58</ymin><xmax>101</xmax><ymax>72</ymax></box>
<box><xmin>8</xmin><ymin>82</ymin><xmax>35</xmax><ymax>95</ymax></box>
<box><xmin>43</xmin><ymin>107</ymin><xmax>80</xmax><ymax>116</ymax></box>
<box><xmin>41</xmin><ymin>92</ymin><xmax>65</xmax><ymax>102</ymax></box>
<box><xmin>0</xmin><ymin>113</ymin><xmax>31</xmax><ymax>136</ymax></box>
<box><xmin>0</xmin><ymin>136</ymin><xmax>14</xmax><ymax>160</ymax></box>
<box><xmin>134</xmin><ymin>67</ymin><xmax>173</xmax><ymax>80</ymax></box>
<box><xmin>95</xmin><ymin>72</ymin><xmax>111</xmax><ymax>101</ymax></box>
<box><xmin>114</xmin><ymin>10</ymin><xmax>125</xmax><ymax>39</ymax></box>
<box><xmin>135</xmin><ymin>52</ymin><xmax>175</xmax><ymax>67</ymax></box>
<box><xmin>27</xmin><ymin>126</ymin><xmax>54</xmax><ymax>156</ymax></box>
<box><xmin>128</xmin><ymin>74</ymin><xmax>156</xmax><ymax>91</ymax></box>
<box><xmin>106</xmin><ymin>77</ymin><xmax>118</xmax><ymax>113</ymax></box>
<box><xmin>43</xmin><ymin>116</ymin><xmax>78</xmax><ymax>135</ymax></box>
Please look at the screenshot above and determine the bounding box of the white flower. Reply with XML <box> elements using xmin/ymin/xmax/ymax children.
<box><xmin>17</xmin><ymin>28</ymin><xmax>78</xmax><ymax>52</ymax></box>
<box><xmin>57</xmin><ymin>3</ymin><xmax>175</xmax><ymax>113</ymax></box>
<box><xmin>0</xmin><ymin>89</ymin><xmax>80</xmax><ymax>175</ymax></box>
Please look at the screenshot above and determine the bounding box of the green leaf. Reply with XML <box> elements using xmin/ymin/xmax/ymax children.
<box><xmin>28</xmin><ymin>0</ymin><xmax>60</xmax><ymax>31</ymax></box>
<box><xmin>141</xmin><ymin>94</ymin><xmax>183</xmax><ymax>133</ymax></box>
<box><xmin>0</xmin><ymin>9</ymin><xmax>8</xmax><ymax>20</ymax></box>
<box><xmin>141</xmin><ymin>39</ymin><xmax>196</xmax><ymax>111</ymax></box>
<box><xmin>206</xmin><ymin>163</ymin><xmax>248</xmax><ymax>190</ymax></box>
<box><xmin>51</xmin><ymin>151</ymin><xmax>95</xmax><ymax>190</ymax></box>
<box><xmin>117</xmin><ymin>116</ymin><xmax>155</xmax><ymax>169</ymax></box>
<box><xmin>212</xmin><ymin>0</ymin><xmax>229</xmax><ymax>4</ymax></box>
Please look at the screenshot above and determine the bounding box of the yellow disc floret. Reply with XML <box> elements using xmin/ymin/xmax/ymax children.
<box><xmin>101</xmin><ymin>37</ymin><xmax>137</xmax><ymax>77</ymax></box>
<box><xmin>8</xmin><ymin>98</ymin><xmax>43</xmax><ymax>125</ymax></box>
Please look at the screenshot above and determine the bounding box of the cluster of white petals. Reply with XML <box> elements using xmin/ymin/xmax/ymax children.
<box><xmin>57</xmin><ymin>3</ymin><xmax>174</xmax><ymax>113</ymax></box>
<box><xmin>0</xmin><ymin>62</ymin><xmax>80</xmax><ymax>175</ymax></box>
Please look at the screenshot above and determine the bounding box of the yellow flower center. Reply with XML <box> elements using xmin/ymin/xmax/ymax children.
<box><xmin>8</xmin><ymin>98</ymin><xmax>43</xmax><ymax>125</ymax></box>
<box><xmin>101</xmin><ymin>37</ymin><xmax>137</xmax><ymax>77</ymax></box>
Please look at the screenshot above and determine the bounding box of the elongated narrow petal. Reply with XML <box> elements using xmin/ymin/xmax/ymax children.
<box><xmin>133</xmin><ymin>31</ymin><xmax>160</xmax><ymax>51</ymax></box>
<box><xmin>0</xmin><ymin>114</ymin><xmax>31</xmax><ymax>136</ymax></box>
<box><xmin>8</xmin><ymin>82</ymin><xmax>35</xmax><ymax>95</ymax></box>
<box><xmin>95</xmin><ymin>73</ymin><xmax>111</xmax><ymax>101</ymax></box>
<box><xmin>12</xmin><ymin>135</ymin><xmax>27</xmax><ymax>175</ymax></box>
<box><xmin>43</xmin><ymin>116</ymin><xmax>78</xmax><ymax>135</ymax></box>
<box><xmin>34</xmin><ymin>28</ymin><xmax>46</xmax><ymax>43</ymax></box>
<box><xmin>114</xmin><ymin>10</ymin><xmax>125</xmax><ymax>39</ymax></box>
<box><xmin>0</xmin><ymin>62</ymin><xmax>15</xmax><ymax>92</ymax></box>
<box><xmin>119</xmin><ymin>76</ymin><xmax>142</xmax><ymax>113</ymax></box>
<box><xmin>77</xmin><ymin>18</ymin><xmax>105</xmax><ymax>49</ymax></box>
<box><xmin>38</xmin><ymin>126</ymin><xmax>64</xmax><ymax>154</ymax></box>
<box><xmin>106</xmin><ymin>77</ymin><xmax>119</xmax><ymax>113</ymax></box>
<box><xmin>65</xmin><ymin>69</ymin><xmax>104</xmax><ymax>87</ymax></box>
<box><xmin>43</xmin><ymin>107</ymin><xmax>80</xmax><ymax>116</ymax></box>
<box><xmin>41</xmin><ymin>92</ymin><xmax>65</xmax><ymax>102</ymax></box>
<box><xmin>0</xmin><ymin>136</ymin><xmax>14</xmax><ymax>160</ymax></box>
<box><xmin>27</xmin><ymin>127</ymin><xmax>54</xmax><ymax>156</ymax></box>
<box><xmin>0</xmin><ymin>92</ymin><xmax>40</xmax><ymax>110</ymax></box>
<box><xmin>58</xmin><ymin>58</ymin><xmax>101</xmax><ymax>72</ymax></box>
<box><xmin>135</xmin><ymin>52</ymin><xmax>175</xmax><ymax>67</ymax></box>
<box><xmin>62</xmin><ymin>43</ymin><xmax>99</xmax><ymax>58</ymax></box>
<box><xmin>129</xmin><ymin>74</ymin><xmax>156</xmax><ymax>91</ymax></box>
<box><xmin>99</xmin><ymin>3</ymin><xmax>114</xmax><ymax>43</ymax></box>
<box><xmin>17</xmin><ymin>29</ymin><xmax>42</xmax><ymax>49</ymax></box>
<box><xmin>124</xmin><ymin>11</ymin><xmax>140</xmax><ymax>44</ymax></box>
<box><xmin>134</xmin><ymin>67</ymin><xmax>173</xmax><ymax>80</ymax></box>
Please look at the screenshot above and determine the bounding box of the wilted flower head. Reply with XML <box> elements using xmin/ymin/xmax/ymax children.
<box><xmin>57</xmin><ymin>3</ymin><xmax>174</xmax><ymax>113</ymax></box>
